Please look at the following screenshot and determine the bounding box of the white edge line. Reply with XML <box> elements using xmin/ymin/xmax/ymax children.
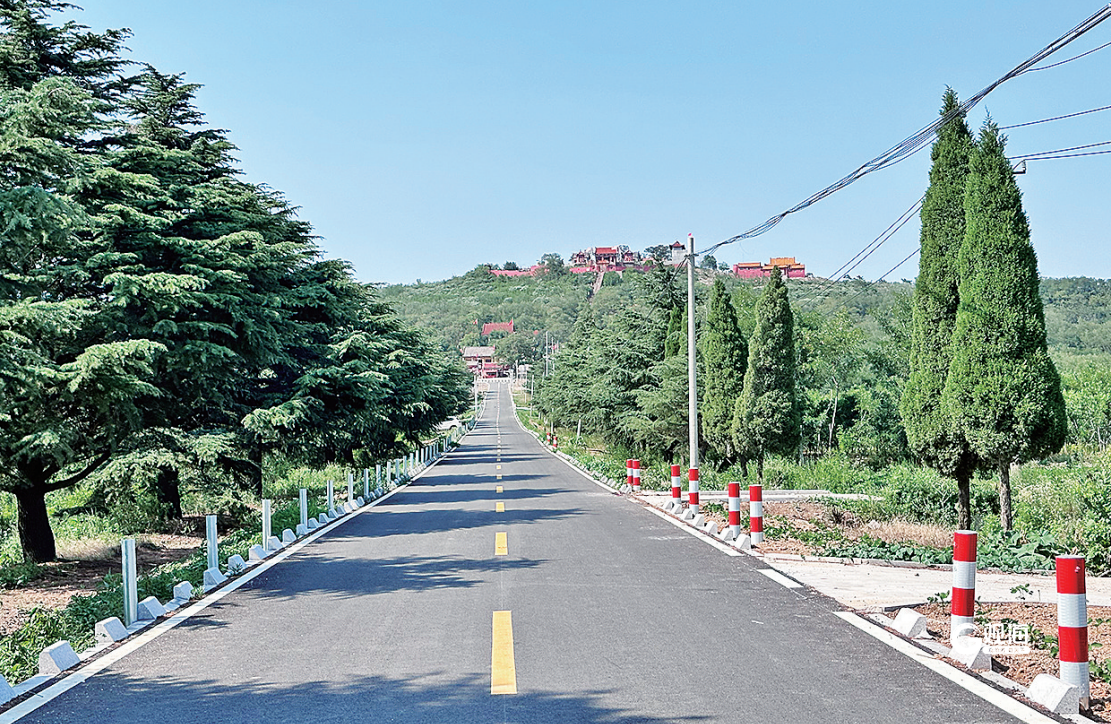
<box><xmin>0</xmin><ymin>456</ymin><xmax>447</xmax><ymax>724</ymax></box>
<box><xmin>833</xmin><ymin>611</ymin><xmax>1058</xmax><ymax>724</ymax></box>
<box><xmin>759</xmin><ymin>569</ymin><xmax>804</xmax><ymax>588</ymax></box>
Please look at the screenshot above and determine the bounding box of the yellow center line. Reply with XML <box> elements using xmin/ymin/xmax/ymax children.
<box><xmin>496</xmin><ymin>474</ymin><xmax>502</xmax><ymax>480</ymax></box>
<box><xmin>491</xmin><ymin>610</ymin><xmax>517</xmax><ymax>695</ymax></box>
<box><xmin>496</xmin><ymin>502</ymin><xmax>505</xmax><ymax>513</ymax></box>
<box><xmin>496</xmin><ymin>485</ymin><xmax>503</xmax><ymax>493</ymax></box>
<box><xmin>496</xmin><ymin>464</ymin><xmax>501</xmax><ymax>470</ymax></box>
<box><xmin>495</xmin><ymin>531</ymin><xmax>508</xmax><ymax>555</ymax></box>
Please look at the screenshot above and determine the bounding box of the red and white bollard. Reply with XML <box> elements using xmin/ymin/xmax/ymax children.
<box><xmin>626</xmin><ymin>459</ymin><xmax>634</xmax><ymax>489</ymax></box>
<box><xmin>951</xmin><ymin>530</ymin><xmax>977</xmax><ymax>636</ymax></box>
<box><xmin>632</xmin><ymin>459</ymin><xmax>641</xmax><ymax>493</ymax></box>
<box><xmin>727</xmin><ymin>482</ymin><xmax>742</xmax><ymax>539</ymax></box>
<box><xmin>1057</xmin><ymin>555</ymin><xmax>1090</xmax><ymax>708</ymax></box>
<box><xmin>553</xmin><ymin>434</ymin><xmax>558</xmax><ymax>449</ymax></box>
<box><xmin>748</xmin><ymin>484</ymin><xmax>764</xmax><ymax>544</ymax></box>
<box><xmin>670</xmin><ymin>465</ymin><xmax>682</xmax><ymax>508</ymax></box>
<box><xmin>687</xmin><ymin>468</ymin><xmax>699</xmax><ymax>515</ymax></box>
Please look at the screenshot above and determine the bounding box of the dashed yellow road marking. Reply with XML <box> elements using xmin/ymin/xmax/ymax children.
<box><xmin>496</xmin><ymin>464</ymin><xmax>501</xmax><ymax>470</ymax></box>
<box><xmin>491</xmin><ymin>610</ymin><xmax>517</xmax><ymax>695</ymax></box>
<box><xmin>496</xmin><ymin>485</ymin><xmax>503</xmax><ymax>493</ymax></box>
<box><xmin>496</xmin><ymin>502</ymin><xmax>505</xmax><ymax>513</ymax></box>
<box><xmin>495</xmin><ymin>531</ymin><xmax>508</xmax><ymax>556</ymax></box>
<box><xmin>496</xmin><ymin>474</ymin><xmax>502</xmax><ymax>480</ymax></box>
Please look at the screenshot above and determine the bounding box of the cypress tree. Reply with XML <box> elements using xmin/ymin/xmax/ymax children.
<box><xmin>700</xmin><ymin>278</ymin><xmax>747</xmax><ymax>467</ymax></box>
<box><xmin>900</xmin><ymin>89</ymin><xmax>977</xmax><ymax>529</ymax></box>
<box><xmin>942</xmin><ymin>119</ymin><xmax>1067</xmax><ymax>529</ymax></box>
<box><xmin>734</xmin><ymin>268</ymin><xmax>800</xmax><ymax>482</ymax></box>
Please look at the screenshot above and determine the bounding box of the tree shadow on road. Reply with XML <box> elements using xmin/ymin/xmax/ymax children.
<box><xmin>234</xmin><ymin>553</ymin><xmax>547</xmax><ymax>603</ymax></box>
<box><xmin>18</xmin><ymin>671</ymin><xmax>712</xmax><ymax>724</ymax></box>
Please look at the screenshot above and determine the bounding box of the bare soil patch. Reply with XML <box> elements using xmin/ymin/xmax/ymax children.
<box><xmin>913</xmin><ymin>601</ymin><xmax>1111</xmax><ymax>720</ymax></box>
<box><xmin>0</xmin><ymin>533</ymin><xmax>202</xmax><ymax>637</ymax></box>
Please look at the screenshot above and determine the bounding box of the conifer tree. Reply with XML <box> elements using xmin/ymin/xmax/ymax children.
<box><xmin>700</xmin><ymin>278</ymin><xmax>747</xmax><ymax>466</ymax></box>
<box><xmin>664</xmin><ymin>306</ymin><xmax>684</xmax><ymax>358</ymax></box>
<box><xmin>900</xmin><ymin>89</ymin><xmax>977</xmax><ymax>528</ymax></box>
<box><xmin>734</xmin><ymin>268</ymin><xmax>800</xmax><ymax>482</ymax></box>
<box><xmin>942</xmin><ymin>119</ymin><xmax>1067</xmax><ymax>529</ymax></box>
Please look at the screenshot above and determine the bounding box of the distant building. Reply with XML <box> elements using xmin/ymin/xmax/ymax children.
<box><xmin>733</xmin><ymin>257</ymin><xmax>806</xmax><ymax>279</ymax></box>
<box><xmin>568</xmin><ymin>245</ymin><xmax>641</xmax><ymax>271</ymax></box>
<box><xmin>482</xmin><ymin>320</ymin><xmax>514</xmax><ymax>336</ymax></box>
<box><xmin>462</xmin><ymin>345</ymin><xmax>508</xmax><ymax>378</ymax></box>
<box><xmin>668</xmin><ymin>241</ymin><xmax>686</xmax><ymax>266</ymax></box>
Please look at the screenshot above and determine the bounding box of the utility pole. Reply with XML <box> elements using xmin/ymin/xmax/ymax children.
<box><xmin>686</xmin><ymin>233</ymin><xmax>699</xmax><ymax>471</ymax></box>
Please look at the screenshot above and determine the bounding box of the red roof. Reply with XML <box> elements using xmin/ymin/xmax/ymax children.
<box><xmin>595</xmin><ymin>246</ymin><xmax>617</xmax><ymax>254</ymax></box>
<box><xmin>482</xmin><ymin>320</ymin><xmax>514</xmax><ymax>336</ymax></box>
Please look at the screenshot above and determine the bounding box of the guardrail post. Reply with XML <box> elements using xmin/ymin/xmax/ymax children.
<box><xmin>951</xmin><ymin>530</ymin><xmax>977</xmax><ymax>637</ymax></box>
<box><xmin>687</xmin><ymin>467</ymin><xmax>700</xmax><ymax>515</ymax></box>
<box><xmin>748</xmin><ymin>484</ymin><xmax>763</xmax><ymax>544</ymax></box>
<box><xmin>299</xmin><ymin>489</ymin><xmax>308</xmax><ymax>529</ymax></box>
<box><xmin>122</xmin><ymin>538</ymin><xmax>138</xmax><ymax>626</ymax></box>
<box><xmin>262</xmin><ymin>499</ymin><xmax>272</xmax><ymax>546</ymax></box>
<box><xmin>206</xmin><ymin>514</ymin><xmax>219</xmax><ymax>570</ymax></box>
<box><xmin>327</xmin><ymin>480</ymin><xmax>335</xmax><ymax>516</ymax></box>
<box><xmin>1057</xmin><ymin>555</ymin><xmax>1089</xmax><ymax>709</ymax></box>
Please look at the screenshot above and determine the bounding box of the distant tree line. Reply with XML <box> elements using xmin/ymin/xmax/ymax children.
<box><xmin>0</xmin><ymin>1</ymin><xmax>470</xmax><ymax>561</ymax></box>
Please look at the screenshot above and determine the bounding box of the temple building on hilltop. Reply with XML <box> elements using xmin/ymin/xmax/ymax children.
<box><xmin>733</xmin><ymin>257</ymin><xmax>806</xmax><ymax>279</ymax></box>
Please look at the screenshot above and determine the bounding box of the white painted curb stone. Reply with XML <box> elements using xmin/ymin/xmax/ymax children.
<box><xmin>731</xmin><ymin>534</ymin><xmax>752</xmax><ymax>551</ymax></box>
<box><xmin>950</xmin><ymin>636</ymin><xmax>991</xmax><ymax>671</ymax></box>
<box><xmin>0</xmin><ymin>675</ymin><xmax>14</xmax><ymax>705</ymax></box>
<box><xmin>282</xmin><ymin>529</ymin><xmax>296</xmax><ymax>544</ymax></box>
<box><xmin>306</xmin><ymin>519</ymin><xmax>319</xmax><ymax>530</ymax></box>
<box><xmin>226</xmin><ymin>554</ymin><xmax>247</xmax><ymax>574</ymax></box>
<box><xmin>38</xmin><ymin>641</ymin><xmax>80</xmax><ymax>675</ymax></box>
<box><xmin>296</xmin><ymin>523</ymin><xmax>308</xmax><ymax>536</ymax></box>
<box><xmin>266</xmin><ymin>535</ymin><xmax>283</xmax><ymax>552</ymax></box>
<box><xmin>317</xmin><ymin>513</ymin><xmax>329</xmax><ymax>525</ymax></box>
<box><xmin>95</xmin><ymin>617</ymin><xmax>128</xmax><ymax>645</ymax></box>
<box><xmin>248</xmin><ymin>544</ymin><xmax>267</xmax><ymax>562</ymax></box>
<box><xmin>136</xmin><ymin>596</ymin><xmax>165</xmax><ymax>620</ymax></box>
<box><xmin>203</xmin><ymin>566</ymin><xmax>227</xmax><ymax>592</ymax></box>
<box><xmin>1026</xmin><ymin>674</ymin><xmax>1080</xmax><ymax>715</ymax></box>
<box><xmin>681</xmin><ymin>508</ymin><xmax>696</xmax><ymax>521</ymax></box>
<box><xmin>892</xmin><ymin>608</ymin><xmax>928</xmax><ymax>639</ymax></box>
<box><xmin>691</xmin><ymin>514</ymin><xmax>706</xmax><ymax>528</ymax></box>
<box><xmin>172</xmin><ymin>581</ymin><xmax>193</xmax><ymax>601</ymax></box>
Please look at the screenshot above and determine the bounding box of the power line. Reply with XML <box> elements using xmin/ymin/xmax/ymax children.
<box><xmin>1022</xmin><ymin>149</ymin><xmax>1111</xmax><ymax>161</ymax></box>
<box><xmin>1000</xmin><ymin>104</ymin><xmax>1111</xmax><ymax>130</ymax></box>
<box><xmin>702</xmin><ymin>4</ymin><xmax>1111</xmax><ymax>261</ymax></box>
<box><xmin>1020</xmin><ymin>40</ymin><xmax>1111</xmax><ymax>73</ymax></box>
<box><xmin>794</xmin><ymin>196</ymin><xmax>923</xmax><ymax>308</ymax></box>
<box><xmin>1009</xmin><ymin>140</ymin><xmax>1111</xmax><ymax>158</ymax></box>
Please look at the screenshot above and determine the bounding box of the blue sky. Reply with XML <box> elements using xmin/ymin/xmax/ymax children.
<box><xmin>62</xmin><ymin>2</ymin><xmax>1111</xmax><ymax>284</ymax></box>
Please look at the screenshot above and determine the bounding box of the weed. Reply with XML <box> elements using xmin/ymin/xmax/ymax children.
<box><xmin>926</xmin><ymin>590</ymin><xmax>950</xmax><ymax>605</ymax></box>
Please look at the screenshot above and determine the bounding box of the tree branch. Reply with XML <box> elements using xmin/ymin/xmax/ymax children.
<box><xmin>44</xmin><ymin>450</ymin><xmax>112</xmax><ymax>492</ymax></box>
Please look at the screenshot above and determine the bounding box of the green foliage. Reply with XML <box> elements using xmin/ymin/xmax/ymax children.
<box><xmin>700</xmin><ymin>278</ymin><xmax>747</xmax><ymax>465</ymax></box>
<box><xmin>734</xmin><ymin>268</ymin><xmax>800</xmax><ymax>475</ymax></box>
<box><xmin>901</xmin><ymin>89</ymin><xmax>974</xmax><ymax>483</ymax></box>
<box><xmin>943</xmin><ymin>120</ymin><xmax>1067</xmax><ymax>529</ymax></box>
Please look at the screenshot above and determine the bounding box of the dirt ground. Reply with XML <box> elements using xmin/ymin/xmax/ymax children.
<box><xmin>913</xmin><ymin>601</ymin><xmax>1111</xmax><ymax>720</ymax></box>
<box><xmin>0</xmin><ymin>533</ymin><xmax>203</xmax><ymax>637</ymax></box>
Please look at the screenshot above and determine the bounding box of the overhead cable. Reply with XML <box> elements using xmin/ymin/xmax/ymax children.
<box><xmin>703</xmin><ymin>5</ymin><xmax>1111</xmax><ymax>260</ymax></box>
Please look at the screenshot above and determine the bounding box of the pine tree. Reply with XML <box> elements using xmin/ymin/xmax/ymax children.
<box><xmin>700</xmin><ymin>278</ymin><xmax>747</xmax><ymax>466</ymax></box>
<box><xmin>734</xmin><ymin>268</ymin><xmax>800</xmax><ymax>482</ymax></box>
<box><xmin>900</xmin><ymin>89</ymin><xmax>977</xmax><ymax>529</ymax></box>
<box><xmin>942</xmin><ymin>119</ymin><xmax>1067</xmax><ymax>529</ymax></box>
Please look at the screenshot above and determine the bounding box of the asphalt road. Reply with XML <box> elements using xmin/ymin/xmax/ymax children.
<box><xmin>17</xmin><ymin>380</ymin><xmax>1030</xmax><ymax>723</ymax></box>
